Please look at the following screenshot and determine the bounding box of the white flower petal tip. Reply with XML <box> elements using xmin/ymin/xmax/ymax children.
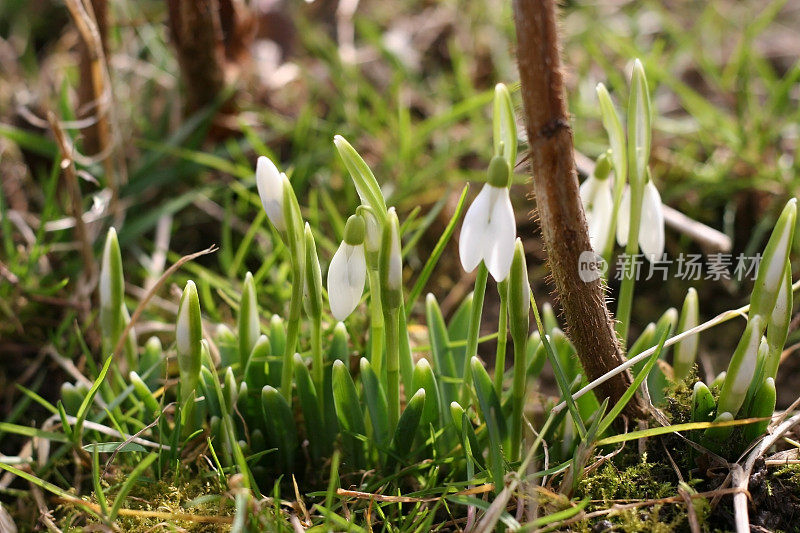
<box><xmin>459</xmin><ymin>184</ymin><xmax>516</xmax><ymax>281</ymax></box>
<box><xmin>585</xmin><ymin>179</ymin><xmax>613</xmax><ymax>253</ymax></box>
<box><xmin>616</xmin><ymin>186</ymin><xmax>631</xmax><ymax>247</ymax></box>
<box><xmin>639</xmin><ymin>180</ymin><xmax>665</xmax><ymax>261</ymax></box>
<box><xmin>327</xmin><ymin>242</ymin><xmax>367</xmax><ymax>321</ymax></box>
<box><xmin>255</xmin><ymin>156</ymin><xmax>286</xmax><ymax>231</ymax></box>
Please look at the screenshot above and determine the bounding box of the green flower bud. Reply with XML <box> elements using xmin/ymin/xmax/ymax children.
<box><xmin>281</xmin><ymin>173</ymin><xmax>306</xmax><ymax>267</ymax></box>
<box><xmin>703</xmin><ymin>411</ymin><xmax>734</xmax><ymax>444</ymax></box>
<box><xmin>343</xmin><ymin>215</ymin><xmax>366</xmax><ymax>245</ymax></box>
<box><xmin>130</xmin><ymin>371</ymin><xmax>160</xmax><ymax>419</ymax></box>
<box><xmin>238</xmin><ymin>272</ymin><xmax>260</xmax><ymax>370</ymax></box>
<box><xmin>750</xmin><ymin>199</ymin><xmax>796</xmax><ymax>319</ymax></box>
<box><xmin>60</xmin><ymin>382</ymin><xmax>84</xmax><ymax>416</ymax></box>
<box><xmin>99</xmin><ymin>227</ymin><xmax>125</xmax><ymax>354</ymax></box>
<box><xmin>215</xmin><ymin>324</ymin><xmax>237</xmax><ymax>368</ymax></box>
<box><xmin>380</xmin><ymin>208</ymin><xmax>403</xmax><ymax>310</ymax></box>
<box><xmin>710</xmin><ymin>371</ymin><xmax>726</xmax><ymax>391</ymax></box>
<box><xmin>176</xmin><ymin>280</ymin><xmax>202</xmax><ymax>406</ymax></box>
<box><xmin>673</xmin><ymin>288</ymin><xmax>699</xmax><ymax>381</ymax></box>
<box><xmin>717</xmin><ymin>316</ymin><xmax>764</xmax><ymax>417</ymax></box>
<box><xmin>508</xmin><ymin>239</ymin><xmax>530</xmax><ymax>344</ymax></box>
<box><xmin>411</xmin><ymin>359</ymin><xmax>440</xmax><ymax>429</ymax></box>
<box><xmin>333</xmin><ymin>135</ymin><xmax>388</xmax><ymax>220</ymax></box>
<box><xmin>764</xmin><ymin>262</ymin><xmax>793</xmax><ymax>380</ymax></box>
<box><xmin>690</xmin><ymin>381</ymin><xmax>715</xmax><ymax>423</ymax></box>
<box><xmin>487</xmin><ymin>155</ymin><xmax>511</xmax><ymax>188</ymax></box>
<box><xmin>140</xmin><ymin>336</ymin><xmax>164</xmax><ymax>390</ymax></box>
<box><xmin>356</xmin><ymin>205</ymin><xmax>382</xmax><ymax>266</ymax></box>
<box><xmin>594</xmin><ymin>151</ymin><xmax>613</xmax><ymax>181</ymax></box>
<box><xmin>303</xmin><ymin>223</ymin><xmax>323</xmax><ymax>321</ymax></box>
<box><xmin>493</xmin><ymin>83</ymin><xmax>517</xmax><ymax>169</ymax></box>
<box><xmin>627</xmin><ymin>59</ymin><xmax>651</xmax><ymax>189</ymax></box>
<box><xmin>596</xmin><ymin>82</ymin><xmax>627</xmax><ymax>189</ymax></box>
<box><xmin>743</xmin><ymin>378</ymin><xmax>776</xmax><ymax>444</ymax></box>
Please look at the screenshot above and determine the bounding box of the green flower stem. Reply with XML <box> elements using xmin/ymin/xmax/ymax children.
<box><xmin>281</xmin><ymin>260</ymin><xmax>303</xmax><ymax>400</ymax></box>
<box><xmin>397</xmin><ymin>304</ymin><xmax>414</xmax><ymax>394</ymax></box>
<box><xmin>493</xmin><ymin>282</ymin><xmax>509</xmax><ymax>397</ymax></box>
<box><xmin>367</xmin><ymin>268</ymin><xmax>385</xmax><ymax>377</ymax></box>
<box><xmin>311</xmin><ymin>317</ymin><xmax>323</xmax><ymax>399</ymax></box>
<box><xmin>461</xmin><ymin>263</ymin><xmax>489</xmax><ymax>405</ymax></box>
<box><xmin>385</xmin><ymin>307</ymin><xmax>401</xmax><ymax>432</ymax></box>
<box><xmin>615</xmin><ymin>182</ymin><xmax>644</xmax><ymax>343</ymax></box>
<box><xmin>510</xmin><ymin>334</ymin><xmax>528</xmax><ymax>460</ymax></box>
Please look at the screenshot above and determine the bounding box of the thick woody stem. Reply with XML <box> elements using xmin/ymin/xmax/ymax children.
<box><xmin>512</xmin><ymin>0</ymin><xmax>647</xmax><ymax>420</ymax></box>
<box><xmin>166</xmin><ymin>0</ymin><xmax>227</xmax><ymax>115</ymax></box>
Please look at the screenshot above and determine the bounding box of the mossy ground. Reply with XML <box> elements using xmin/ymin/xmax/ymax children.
<box><xmin>58</xmin><ymin>470</ymin><xmax>233</xmax><ymax>532</ymax></box>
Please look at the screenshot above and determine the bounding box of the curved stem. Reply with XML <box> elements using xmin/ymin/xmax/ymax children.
<box><xmin>311</xmin><ymin>317</ymin><xmax>323</xmax><ymax>399</ymax></box>
<box><xmin>367</xmin><ymin>268</ymin><xmax>385</xmax><ymax>377</ymax></box>
<box><xmin>281</xmin><ymin>261</ymin><xmax>303</xmax><ymax>401</ymax></box>
<box><xmin>385</xmin><ymin>308</ymin><xmax>400</xmax><ymax>432</ymax></box>
<box><xmin>615</xmin><ymin>183</ymin><xmax>644</xmax><ymax>343</ymax></box>
<box><xmin>493</xmin><ymin>284</ymin><xmax>509</xmax><ymax>397</ymax></box>
<box><xmin>510</xmin><ymin>334</ymin><xmax>528</xmax><ymax>460</ymax></box>
<box><xmin>461</xmin><ymin>263</ymin><xmax>489</xmax><ymax>405</ymax></box>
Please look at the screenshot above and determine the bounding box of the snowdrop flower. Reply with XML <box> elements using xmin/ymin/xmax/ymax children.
<box><xmin>616</xmin><ymin>178</ymin><xmax>665</xmax><ymax>261</ymax></box>
<box><xmin>459</xmin><ymin>155</ymin><xmax>516</xmax><ymax>282</ymax></box>
<box><xmin>579</xmin><ymin>153</ymin><xmax>614</xmax><ymax>253</ymax></box>
<box><xmin>255</xmin><ymin>156</ymin><xmax>286</xmax><ymax>231</ymax></box>
<box><xmin>328</xmin><ymin>215</ymin><xmax>367</xmax><ymax>320</ymax></box>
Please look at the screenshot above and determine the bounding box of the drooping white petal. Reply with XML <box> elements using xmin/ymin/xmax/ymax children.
<box><xmin>616</xmin><ymin>186</ymin><xmax>631</xmax><ymax>246</ymax></box>
<box><xmin>459</xmin><ymin>184</ymin><xmax>493</xmax><ymax>273</ymax></box>
<box><xmin>484</xmin><ymin>186</ymin><xmax>516</xmax><ymax>282</ymax></box>
<box><xmin>255</xmin><ymin>156</ymin><xmax>286</xmax><ymax>231</ymax></box>
<box><xmin>579</xmin><ymin>176</ymin><xmax>599</xmax><ymax>213</ymax></box>
<box><xmin>589</xmin><ymin>181</ymin><xmax>613</xmax><ymax>253</ymax></box>
<box><xmin>639</xmin><ymin>180</ymin><xmax>665</xmax><ymax>261</ymax></box>
<box><xmin>327</xmin><ymin>243</ymin><xmax>366</xmax><ymax>320</ymax></box>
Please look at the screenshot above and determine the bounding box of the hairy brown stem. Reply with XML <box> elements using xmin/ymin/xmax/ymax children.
<box><xmin>166</xmin><ymin>0</ymin><xmax>227</xmax><ymax>115</ymax></box>
<box><xmin>512</xmin><ymin>0</ymin><xmax>647</xmax><ymax>419</ymax></box>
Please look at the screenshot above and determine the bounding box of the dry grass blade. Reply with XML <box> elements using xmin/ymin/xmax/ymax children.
<box><xmin>63</xmin><ymin>0</ymin><xmax>126</xmax><ymax>215</ymax></box>
<box><xmin>46</xmin><ymin>112</ymin><xmax>96</xmax><ymax>289</ymax></box>
<box><xmin>336</xmin><ymin>483</ymin><xmax>494</xmax><ymax>503</ymax></box>
<box><xmin>110</xmin><ymin>245</ymin><xmax>218</xmax><ymax>359</ymax></box>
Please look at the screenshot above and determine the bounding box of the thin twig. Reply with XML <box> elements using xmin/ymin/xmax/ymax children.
<box><xmin>47</xmin><ymin>112</ymin><xmax>97</xmax><ymax>287</ymax></box>
<box><xmin>110</xmin><ymin>245</ymin><xmax>218</xmax><ymax>359</ymax></box>
<box><xmin>64</xmin><ymin>0</ymin><xmax>126</xmax><ymax>216</ymax></box>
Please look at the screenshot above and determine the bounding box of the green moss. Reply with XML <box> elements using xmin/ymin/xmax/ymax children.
<box><xmin>71</xmin><ymin>471</ymin><xmax>234</xmax><ymax>532</ymax></box>
<box><xmin>578</xmin><ymin>453</ymin><xmax>675</xmax><ymax>502</ymax></box>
